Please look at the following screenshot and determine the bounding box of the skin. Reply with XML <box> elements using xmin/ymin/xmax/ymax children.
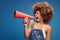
<box><xmin>24</xmin><ymin>10</ymin><xmax>52</xmax><ymax>40</ymax></box>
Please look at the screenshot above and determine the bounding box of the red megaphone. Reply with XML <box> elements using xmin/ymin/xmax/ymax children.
<box><xmin>14</xmin><ymin>10</ymin><xmax>34</xmax><ymax>23</ymax></box>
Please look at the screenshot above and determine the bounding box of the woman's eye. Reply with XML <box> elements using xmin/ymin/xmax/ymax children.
<box><xmin>36</xmin><ymin>13</ymin><xmax>38</xmax><ymax>14</ymax></box>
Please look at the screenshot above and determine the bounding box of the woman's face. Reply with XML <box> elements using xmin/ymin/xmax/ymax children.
<box><xmin>34</xmin><ymin>11</ymin><xmax>43</xmax><ymax>21</ymax></box>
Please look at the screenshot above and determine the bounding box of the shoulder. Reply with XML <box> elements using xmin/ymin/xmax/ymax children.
<box><xmin>28</xmin><ymin>20</ymin><xmax>34</xmax><ymax>28</ymax></box>
<box><xmin>46</xmin><ymin>24</ymin><xmax>52</xmax><ymax>32</ymax></box>
<box><xmin>29</xmin><ymin>20</ymin><xmax>34</xmax><ymax>24</ymax></box>
<box><xmin>43</xmin><ymin>24</ymin><xmax>52</xmax><ymax>32</ymax></box>
<box><xmin>47</xmin><ymin>24</ymin><xmax>51</xmax><ymax>30</ymax></box>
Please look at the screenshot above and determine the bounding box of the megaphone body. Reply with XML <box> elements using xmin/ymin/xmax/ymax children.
<box><xmin>14</xmin><ymin>11</ymin><xmax>34</xmax><ymax>23</ymax></box>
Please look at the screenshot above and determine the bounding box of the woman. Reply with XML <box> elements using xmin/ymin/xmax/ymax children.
<box><xmin>24</xmin><ymin>2</ymin><xmax>53</xmax><ymax>40</ymax></box>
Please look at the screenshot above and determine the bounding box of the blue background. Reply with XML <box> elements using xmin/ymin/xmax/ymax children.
<box><xmin>0</xmin><ymin>0</ymin><xmax>60</xmax><ymax>40</ymax></box>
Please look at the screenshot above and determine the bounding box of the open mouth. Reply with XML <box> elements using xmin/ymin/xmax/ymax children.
<box><xmin>36</xmin><ymin>17</ymin><xmax>38</xmax><ymax>19</ymax></box>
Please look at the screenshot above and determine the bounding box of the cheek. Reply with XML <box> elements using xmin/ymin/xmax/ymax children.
<box><xmin>38</xmin><ymin>14</ymin><xmax>41</xmax><ymax>17</ymax></box>
<box><xmin>38</xmin><ymin>14</ymin><xmax>40</xmax><ymax>16</ymax></box>
<box><xmin>38</xmin><ymin>14</ymin><xmax>42</xmax><ymax>18</ymax></box>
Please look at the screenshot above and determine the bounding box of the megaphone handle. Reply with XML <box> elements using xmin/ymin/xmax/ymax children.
<box><xmin>24</xmin><ymin>17</ymin><xmax>28</xmax><ymax>24</ymax></box>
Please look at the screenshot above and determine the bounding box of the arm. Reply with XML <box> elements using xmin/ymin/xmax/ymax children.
<box><xmin>46</xmin><ymin>26</ymin><xmax>52</xmax><ymax>40</ymax></box>
<box><xmin>24</xmin><ymin>20</ymin><xmax>34</xmax><ymax>38</ymax></box>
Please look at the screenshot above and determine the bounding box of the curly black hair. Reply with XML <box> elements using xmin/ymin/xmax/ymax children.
<box><xmin>32</xmin><ymin>2</ymin><xmax>53</xmax><ymax>24</ymax></box>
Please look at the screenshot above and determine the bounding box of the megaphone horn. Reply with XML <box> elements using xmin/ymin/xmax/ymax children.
<box><xmin>14</xmin><ymin>10</ymin><xmax>34</xmax><ymax>23</ymax></box>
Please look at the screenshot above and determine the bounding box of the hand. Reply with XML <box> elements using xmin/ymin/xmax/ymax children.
<box><xmin>24</xmin><ymin>19</ymin><xmax>29</xmax><ymax>27</ymax></box>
